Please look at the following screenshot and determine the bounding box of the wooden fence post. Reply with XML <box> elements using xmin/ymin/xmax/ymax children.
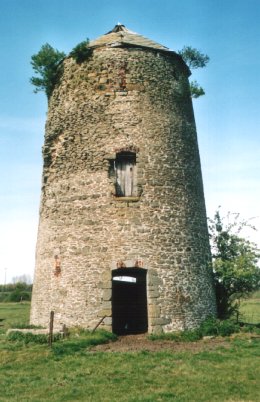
<box><xmin>48</xmin><ymin>311</ymin><xmax>54</xmax><ymax>347</ymax></box>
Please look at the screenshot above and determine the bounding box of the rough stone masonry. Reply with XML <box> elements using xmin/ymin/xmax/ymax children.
<box><xmin>30</xmin><ymin>24</ymin><xmax>216</xmax><ymax>333</ymax></box>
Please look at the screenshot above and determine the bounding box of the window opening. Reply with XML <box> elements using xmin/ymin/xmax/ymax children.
<box><xmin>115</xmin><ymin>152</ymin><xmax>136</xmax><ymax>197</ymax></box>
<box><xmin>113</xmin><ymin>276</ymin><xmax>137</xmax><ymax>283</ymax></box>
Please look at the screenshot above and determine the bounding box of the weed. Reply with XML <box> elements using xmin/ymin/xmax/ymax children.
<box><xmin>11</xmin><ymin>323</ymin><xmax>44</xmax><ymax>330</ymax></box>
<box><xmin>149</xmin><ymin>317</ymin><xmax>241</xmax><ymax>342</ymax></box>
<box><xmin>149</xmin><ymin>329</ymin><xmax>200</xmax><ymax>342</ymax></box>
<box><xmin>199</xmin><ymin>316</ymin><xmax>240</xmax><ymax>337</ymax></box>
<box><xmin>52</xmin><ymin>329</ymin><xmax>117</xmax><ymax>356</ymax></box>
<box><xmin>7</xmin><ymin>331</ymin><xmax>62</xmax><ymax>344</ymax></box>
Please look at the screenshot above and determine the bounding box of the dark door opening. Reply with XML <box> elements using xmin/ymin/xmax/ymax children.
<box><xmin>112</xmin><ymin>268</ymin><xmax>148</xmax><ymax>335</ymax></box>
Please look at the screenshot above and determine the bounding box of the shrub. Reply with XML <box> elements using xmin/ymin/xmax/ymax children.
<box><xmin>6</xmin><ymin>290</ymin><xmax>31</xmax><ymax>302</ymax></box>
<box><xmin>199</xmin><ymin>316</ymin><xmax>219</xmax><ymax>336</ymax></box>
<box><xmin>218</xmin><ymin>319</ymin><xmax>240</xmax><ymax>336</ymax></box>
<box><xmin>70</xmin><ymin>40</ymin><xmax>92</xmax><ymax>63</ymax></box>
<box><xmin>0</xmin><ymin>292</ymin><xmax>9</xmax><ymax>302</ymax></box>
<box><xmin>0</xmin><ymin>283</ymin><xmax>32</xmax><ymax>302</ymax></box>
<box><xmin>199</xmin><ymin>316</ymin><xmax>240</xmax><ymax>337</ymax></box>
<box><xmin>181</xmin><ymin>329</ymin><xmax>202</xmax><ymax>341</ymax></box>
<box><xmin>149</xmin><ymin>317</ymin><xmax>240</xmax><ymax>342</ymax></box>
<box><xmin>208</xmin><ymin>209</ymin><xmax>260</xmax><ymax>319</ymax></box>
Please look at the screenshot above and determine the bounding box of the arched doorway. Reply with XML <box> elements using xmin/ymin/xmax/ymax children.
<box><xmin>112</xmin><ymin>268</ymin><xmax>148</xmax><ymax>335</ymax></box>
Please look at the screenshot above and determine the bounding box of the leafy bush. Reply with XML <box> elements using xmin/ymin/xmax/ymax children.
<box><xmin>0</xmin><ymin>292</ymin><xmax>9</xmax><ymax>302</ymax></box>
<box><xmin>69</xmin><ymin>40</ymin><xmax>92</xmax><ymax>63</ymax></box>
<box><xmin>0</xmin><ymin>282</ymin><xmax>32</xmax><ymax>302</ymax></box>
<box><xmin>198</xmin><ymin>316</ymin><xmax>219</xmax><ymax>336</ymax></box>
<box><xmin>199</xmin><ymin>317</ymin><xmax>240</xmax><ymax>337</ymax></box>
<box><xmin>7</xmin><ymin>290</ymin><xmax>31</xmax><ymax>302</ymax></box>
<box><xmin>180</xmin><ymin>329</ymin><xmax>201</xmax><ymax>341</ymax></box>
<box><xmin>149</xmin><ymin>317</ymin><xmax>240</xmax><ymax>342</ymax></box>
<box><xmin>218</xmin><ymin>319</ymin><xmax>240</xmax><ymax>336</ymax></box>
<box><xmin>208</xmin><ymin>209</ymin><xmax>260</xmax><ymax>319</ymax></box>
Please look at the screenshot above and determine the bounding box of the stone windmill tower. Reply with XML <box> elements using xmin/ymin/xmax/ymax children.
<box><xmin>30</xmin><ymin>24</ymin><xmax>216</xmax><ymax>334</ymax></box>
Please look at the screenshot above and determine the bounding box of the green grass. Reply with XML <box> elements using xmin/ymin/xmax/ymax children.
<box><xmin>0</xmin><ymin>335</ymin><xmax>259</xmax><ymax>401</ymax></box>
<box><xmin>0</xmin><ymin>302</ymin><xmax>259</xmax><ymax>401</ymax></box>
<box><xmin>0</xmin><ymin>302</ymin><xmax>31</xmax><ymax>334</ymax></box>
<box><xmin>239</xmin><ymin>290</ymin><xmax>260</xmax><ymax>324</ymax></box>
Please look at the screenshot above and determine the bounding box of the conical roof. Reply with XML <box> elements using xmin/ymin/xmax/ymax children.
<box><xmin>89</xmin><ymin>23</ymin><xmax>170</xmax><ymax>52</ymax></box>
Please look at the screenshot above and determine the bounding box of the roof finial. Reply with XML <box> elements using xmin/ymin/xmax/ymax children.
<box><xmin>106</xmin><ymin>23</ymin><xmax>128</xmax><ymax>34</ymax></box>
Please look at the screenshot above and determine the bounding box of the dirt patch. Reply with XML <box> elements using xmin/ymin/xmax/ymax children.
<box><xmin>91</xmin><ymin>334</ymin><xmax>231</xmax><ymax>353</ymax></box>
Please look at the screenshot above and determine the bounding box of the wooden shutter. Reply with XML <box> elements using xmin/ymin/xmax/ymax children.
<box><xmin>116</xmin><ymin>153</ymin><xmax>136</xmax><ymax>196</ymax></box>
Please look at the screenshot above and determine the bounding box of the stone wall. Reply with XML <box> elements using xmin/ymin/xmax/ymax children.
<box><xmin>30</xmin><ymin>45</ymin><xmax>216</xmax><ymax>332</ymax></box>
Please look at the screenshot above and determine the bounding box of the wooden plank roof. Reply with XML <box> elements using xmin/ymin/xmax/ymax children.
<box><xmin>89</xmin><ymin>24</ymin><xmax>170</xmax><ymax>52</ymax></box>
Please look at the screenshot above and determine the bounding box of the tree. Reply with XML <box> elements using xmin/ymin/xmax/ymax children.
<box><xmin>208</xmin><ymin>209</ymin><xmax>260</xmax><ymax>320</ymax></box>
<box><xmin>30</xmin><ymin>40</ymin><xmax>92</xmax><ymax>99</ymax></box>
<box><xmin>69</xmin><ymin>39</ymin><xmax>91</xmax><ymax>63</ymax></box>
<box><xmin>179</xmin><ymin>46</ymin><xmax>209</xmax><ymax>69</ymax></box>
<box><xmin>12</xmin><ymin>274</ymin><xmax>32</xmax><ymax>285</ymax></box>
<box><xmin>189</xmin><ymin>80</ymin><xmax>205</xmax><ymax>98</ymax></box>
<box><xmin>30</xmin><ymin>41</ymin><xmax>208</xmax><ymax>100</ymax></box>
<box><xmin>178</xmin><ymin>46</ymin><xmax>210</xmax><ymax>98</ymax></box>
<box><xmin>30</xmin><ymin>43</ymin><xmax>66</xmax><ymax>99</ymax></box>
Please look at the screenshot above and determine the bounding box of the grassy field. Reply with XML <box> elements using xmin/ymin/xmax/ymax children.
<box><xmin>239</xmin><ymin>290</ymin><xmax>260</xmax><ymax>324</ymax></box>
<box><xmin>0</xmin><ymin>301</ymin><xmax>259</xmax><ymax>402</ymax></box>
<box><xmin>0</xmin><ymin>302</ymin><xmax>30</xmax><ymax>334</ymax></box>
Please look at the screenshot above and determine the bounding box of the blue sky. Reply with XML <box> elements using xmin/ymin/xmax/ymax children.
<box><xmin>0</xmin><ymin>0</ymin><xmax>259</xmax><ymax>283</ymax></box>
